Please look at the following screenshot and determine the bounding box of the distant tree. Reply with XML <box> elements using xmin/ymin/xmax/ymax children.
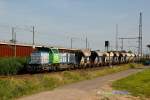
<box><xmin>128</xmin><ymin>50</ymin><xmax>132</xmax><ymax>53</ymax></box>
<box><xmin>9</xmin><ymin>39</ymin><xmax>17</xmax><ymax>43</ymax></box>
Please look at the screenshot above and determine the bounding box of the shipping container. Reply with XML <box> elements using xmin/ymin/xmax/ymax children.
<box><xmin>0</xmin><ymin>42</ymin><xmax>34</xmax><ymax>57</ymax></box>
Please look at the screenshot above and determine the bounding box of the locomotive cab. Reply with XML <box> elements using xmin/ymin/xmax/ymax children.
<box><xmin>49</xmin><ymin>48</ymin><xmax>60</xmax><ymax>64</ymax></box>
<box><xmin>28</xmin><ymin>47</ymin><xmax>60</xmax><ymax>72</ymax></box>
<box><xmin>30</xmin><ymin>47</ymin><xmax>60</xmax><ymax>64</ymax></box>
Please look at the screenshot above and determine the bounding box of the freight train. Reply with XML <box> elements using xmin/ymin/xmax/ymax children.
<box><xmin>27</xmin><ymin>46</ymin><xmax>149</xmax><ymax>72</ymax></box>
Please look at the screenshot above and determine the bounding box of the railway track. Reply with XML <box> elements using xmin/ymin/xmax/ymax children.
<box><xmin>0</xmin><ymin>64</ymin><xmax>126</xmax><ymax>79</ymax></box>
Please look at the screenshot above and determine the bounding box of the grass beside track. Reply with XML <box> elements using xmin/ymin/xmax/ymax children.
<box><xmin>0</xmin><ymin>63</ymin><xmax>142</xmax><ymax>100</ymax></box>
<box><xmin>112</xmin><ymin>68</ymin><xmax>150</xmax><ymax>98</ymax></box>
<box><xmin>0</xmin><ymin>57</ymin><xmax>28</xmax><ymax>75</ymax></box>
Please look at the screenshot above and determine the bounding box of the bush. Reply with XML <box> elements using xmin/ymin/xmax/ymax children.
<box><xmin>63</xmin><ymin>71</ymin><xmax>83</xmax><ymax>83</ymax></box>
<box><xmin>0</xmin><ymin>57</ymin><xmax>28</xmax><ymax>75</ymax></box>
<box><xmin>128</xmin><ymin>63</ymin><xmax>135</xmax><ymax>68</ymax></box>
<box><xmin>0</xmin><ymin>78</ymin><xmax>40</xmax><ymax>100</ymax></box>
<box><xmin>0</xmin><ymin>75</ymin><xmax>62</xmax><ymax>100</ymax></box>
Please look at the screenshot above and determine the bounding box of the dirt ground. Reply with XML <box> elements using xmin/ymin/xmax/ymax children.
<box><xmin>18</xmin><ymin>67</ymin><xmax>150</xmax><ymax>100</ymax></box>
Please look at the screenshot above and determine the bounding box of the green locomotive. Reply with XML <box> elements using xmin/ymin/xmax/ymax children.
<box><xmin>28</xmin><ymin>47</ymin><xmax>60</xmax><ymax>71</ymax></box>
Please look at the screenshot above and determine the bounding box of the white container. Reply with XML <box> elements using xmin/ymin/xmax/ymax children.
<box><xmin>30</xmin><ymin>52</ymin><xmax>49</xmax><ymax>64</ymax></box>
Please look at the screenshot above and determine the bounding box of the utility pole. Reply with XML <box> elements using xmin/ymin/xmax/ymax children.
<box><xmin>12</xmin><ymin>27</ymin><xmax>14</xmax><ymax>42</ymax></box>
<box><xmin>12</xmin><ymin>27</ymin><xmax>16</xmax><ymax>57</ymax></box>
<box><xmin>119</xmin><ymin>37</ymin><xmax>137</xmax><ymax>51</ymax></box>
<box><xmin>70</xmin><ymin>37</ymin><xmax>79</xmax><ymax>49</ymax></box>
<box><xmin>116</xmin><ymin>24</ymin><xmax>118</xmax><ymax>51</ymax></box>
<box><xmin>32</xmin><ymin>26</ymin><xmax>35</xmax><ymax>48</ymax></box>
<box><xmin>14</xmin><ymin>29</ymin><xmax>16</xmax><ymax>57</ymax></box>
<box><xmin>86</xmin><ymin>37</ymin><xmax>88</xmax><ymax>49</ymax></box>
<box><xmin>138</xmin><ymin>12</ymin><xmax>143</xmax><ymax>58</ymax></box>
<box><xmin>71</xmin><ymin>38</ymin><xmax>73</xmax><ymax>48</ymax></box>
<box><xmin>88</xmin><ymin>42</ymin><xmax>90</xmax><ymax>49</ymax></box>
<box><xmin>121</xmin><ymin>38</ymin><xmax>124</xmax><ymax>50</ymax></box>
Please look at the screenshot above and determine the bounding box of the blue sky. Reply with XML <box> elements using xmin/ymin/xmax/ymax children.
<box><xmin>0</xmin><ymin>0</ymin><xmax>150</xmax><ymax>52</ymax></box>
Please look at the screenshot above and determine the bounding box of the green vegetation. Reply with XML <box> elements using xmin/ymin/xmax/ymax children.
<box><xmin>112</xmin><ymin>69</ymin><xmax>150</xmax><ymax>98</ymax></box>
<box><xmin>0</xmin><ymin>76</ymin><xmax>61</xmax><ymax>100</ymax></box>
<box><xmin>0</xmin><ymin>63</ymin><xmax>142</xmax><ymax>100</ymax></box>
<box><xmin>0</xmin><ymin>57</ymin><xmax>28</xmax><ymax>75</ymax></box>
